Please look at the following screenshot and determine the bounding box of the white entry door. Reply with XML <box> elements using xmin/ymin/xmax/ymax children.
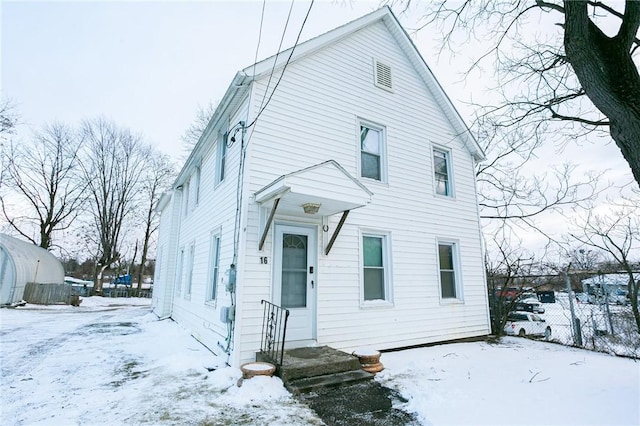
<box><xmin>273</xmin><ymin>224</ymin><xmax>316</xmax><ymax>342</ymax></box>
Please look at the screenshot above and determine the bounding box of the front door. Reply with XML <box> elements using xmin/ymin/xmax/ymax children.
<box><xmin>273</xmin><ymin>224</ymin><xmax>316</xmax><ymax>342</ymax></box>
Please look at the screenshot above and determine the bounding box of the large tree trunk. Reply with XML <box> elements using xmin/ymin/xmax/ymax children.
<box><xmin>564</xmin><ymin>0</ymin><xmax>640</xmax><ymax>185</ymax></box>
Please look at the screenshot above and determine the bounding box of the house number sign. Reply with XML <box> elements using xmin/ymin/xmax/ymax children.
<box><xmin>260</xmin><ymin>257</ymin><xmax>268</xmax><ymax>264</ymax></box>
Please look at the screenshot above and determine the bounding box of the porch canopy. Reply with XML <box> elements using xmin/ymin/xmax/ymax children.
<box><xmin>254</xmin><ymin>160</ymin><xmax>372</xmax><ymax>254</ymax></box>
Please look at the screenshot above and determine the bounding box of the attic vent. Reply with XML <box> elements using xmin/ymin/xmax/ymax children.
<box><xmin>374</xmin><ymin>60</ymin><xmax>393</xmax><ymax>91</ymax></box>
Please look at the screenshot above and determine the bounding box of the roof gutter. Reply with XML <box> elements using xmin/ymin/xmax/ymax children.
<box><xmin>174</xmin><ymin>71</ymin><xmax>251</xmax><ymax>187</ymax></box>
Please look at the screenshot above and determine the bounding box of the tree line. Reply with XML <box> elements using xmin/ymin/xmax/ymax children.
<box><xmin>0</xmin><ymin>105</ymin><xmax>175</xmax><ymax>295</ymax></box>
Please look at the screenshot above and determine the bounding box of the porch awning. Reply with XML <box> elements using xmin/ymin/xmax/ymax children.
<box><xmin>254</xmin><ymin>160</ymin><xmax>373</xmax><ymax>254</ymax></box>
<box><xmin>254</xmin><ymin>160</ymin><xmax>373</xmax><ymax>217</ymax></box>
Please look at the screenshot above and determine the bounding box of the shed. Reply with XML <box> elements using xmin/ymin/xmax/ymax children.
<box><xmin>0</xmin><ymin>234</ymin><xmax>64</xmax><ymax>305</ymax></box>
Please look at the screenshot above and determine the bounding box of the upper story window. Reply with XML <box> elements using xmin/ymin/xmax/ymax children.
<box><xmin>360</xmin><ymin>122</ymin><xmax>386</xmax><ymax>181</ymax></box>
<box><xmin>433</xmin><ymin>148</ymin><xmax>452</xmax><ymax>196</ymax></box>
<box><xmin>194</xmin><ymin>166</ymin><xmax>201</xmax><ymax>206</ymax></box>
<box><xmin>216</xmin><ymin>132</ymin><xmax>227</xmax><ymax>185</ymax></box>
<box><xmin>438</xmin><ymin>242</ymin><xmax>461</xmax><ymax>300</ymax></box>
<box><xmin>185</xmin><ymin>243</ymin><xmax>195</xmax><ymax>298</ymax></box>
<box><xmin>182</xmin><ymin>182</ymin><xmax>190</xmax><ymax>216</ymax></box>
<box><xmin>362</xmin><ymin>233</ymin><xmax>391</xmax><ymax>302</ymax></box>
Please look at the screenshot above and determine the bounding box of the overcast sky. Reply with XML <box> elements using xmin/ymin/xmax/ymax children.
<box><xmin>3</xmin><ymin>0</ymin><xmax>398</xmax><ymax>159</ymax></box>
<box><xmin>2</xmin><ymin>1</ymin><xmax>635</xmax><ymax>255</ymax></box>
<box><xmin>3</xmin><ymin>1</ymin><xmax>629</xmax><ymax>168</ymax></box>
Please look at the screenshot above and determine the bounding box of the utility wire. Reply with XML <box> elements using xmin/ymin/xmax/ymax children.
<box><xmin>257</xmin><ymin>0</ymin><xmax>296</xmax><ymax>115</ymax></box>
<box><xmin>246</xmin><ymin>0</ymin><xmax>315</xmax><ymax>130</ymax></box>
<box><xmin>250</xmin><ymin>0</ymin><xmax>267</xmax><ymax>85</ymax></box>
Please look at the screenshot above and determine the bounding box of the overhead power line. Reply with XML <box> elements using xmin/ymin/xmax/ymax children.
<box><xmin>246</xmin><ymin>0</ymin><xmax>315</xmax><ymax>130</ymax></box>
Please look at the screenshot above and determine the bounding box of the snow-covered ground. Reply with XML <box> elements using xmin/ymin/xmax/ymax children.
<box><xmin>1</xmin><ymin>298</ymin><xmax>638</xmax><ymax>425</ymax></box>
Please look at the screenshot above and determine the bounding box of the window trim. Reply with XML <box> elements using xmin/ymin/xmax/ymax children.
<box><xmin>432</xmin><ymin>146</ymin><xmax>454</xmax><ymax>197</ymax></box>
<box><xmin>206</xmin><ymin>232</ymin><xmax>221</xmax><ymax>305</ymax></box>
<box><xmin>357</xmin><ymin>119</ymin><xmax>387</xmax><ymax>183</ymax></box>
<box><xmin>436</xmin><ymin>240</ymin><xmax>463</xmax><ymax>302</ymax></box>
<box><xmin>359</xmin><ymin>229</ymin><xmax>393</xmax><ymax>307</ymax></box>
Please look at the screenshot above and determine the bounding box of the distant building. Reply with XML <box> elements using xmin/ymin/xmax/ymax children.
<box><xmin>582</xmin><ymin>273</ymin><xmax>639</xmax><ymax>303</ymax></box>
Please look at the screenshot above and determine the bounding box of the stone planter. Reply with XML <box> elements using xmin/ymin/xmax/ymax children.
<box><xmin>240</xmin><ymin>362</ymin><xmax>276</xmax><ymax>379</ymax></box>
<box><xmin>353</xmin><ymin>348</ymin><xmax>384</xmax><ymax>374</ymax></box>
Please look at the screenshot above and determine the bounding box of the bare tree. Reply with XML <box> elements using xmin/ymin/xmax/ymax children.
<box><xmin>135</xmin><ymin>151</ymin><xmax>175</xmax><ymax>295</ymax></box>
<box><xmin>0</xmin><ymin>99</ymin><xmax>17</xmax><ymax>136</ymax></box>
<box><xmin>568</xmin><ymin>198</ymin><xmax>640</xmax><ymax>333</ymax></box>
<box><xmin>476</xmin><ymin>121</ymin><xmax>604</xmax><ymax>245</ymax></box>
<box><xmin>485</xmin><ymin>229</ymin><xmax>539</xmax><ymax>334</ymax></box>
<box><xmin>1</xmin><ymin>122</ymin><xmax>86</xmax><ymax>249</ymax></box>
<box><xmin>80</xmin><ymin>118</ymin><xmax>150</xmax><ymax>294</ymax></box>
<box><xmin>181</xmin><ymin>101</ymin><xmax>217</xmax><ymax>159</ymax></box>
<box><xmin>568</xmin><ymin>247</ymin><xmax>602</xmax><ymax>271</ymax></box>
<box><xmin>390</xmin><ymin>0</ymin><xmax>640</xmax><ymax>185</ymax></box>
<box><xmin>1</xmin><ymin>99</ymin><xmax>19</xmax><ymax>188</ymax></box>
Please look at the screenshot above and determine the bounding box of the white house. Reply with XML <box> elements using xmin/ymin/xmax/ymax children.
<box><xmin>152</xmin><ymin>6</ymin><xmax>491</xmax><ymax>367</ymax></box>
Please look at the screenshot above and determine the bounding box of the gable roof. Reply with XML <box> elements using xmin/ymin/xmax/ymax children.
<box><xmin>176</xmin><ymin>6</ymin><xmax>485</xmax><ymax>187</ymax></box>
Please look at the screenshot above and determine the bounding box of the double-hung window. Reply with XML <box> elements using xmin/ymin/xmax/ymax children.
<box><xmin>175</xmin><ymin>248</ymin><xmax>184</xmax><ymax>296</ymax></box>
<box><xmin>194</xmin><ymin>166</ymin><xmax>201</xmax><ymax>206</ymax></box>
<box><xmin>182</xmin><ymin>182</ymin><xmax>190</xmax><ymax>216</ymax></box>
<box><xmin>216</xmin><ymin>132</ymin><xmax>227</xmax><ymax>185</ymax></box>
<box><xmin>360</xmin><ymin>123</ymin><xmax>385</xmax><ymax>181</ymax></box>
<box><xmin>433</xmin><ymin>148</ymin><xmax>452</xmax><ymax>196</ymax></box>
<box><xmin>362</xmin><ymin>234</ymin><xmax>390</xmax><ymax>302</ymax></box>
<box><xmin>185</xmin><ymin>243</ymin><xmax>195</xmax><ymax>297</ymax></box>
<box><xmin>208</xmin><ymin>234</ymin><xmax>221</xmax><ymax>302</ymax></box>
<box><xmin>438</xmin><ymin>242</ymin><xmax>460</xmax><ymax>299</ymax></box>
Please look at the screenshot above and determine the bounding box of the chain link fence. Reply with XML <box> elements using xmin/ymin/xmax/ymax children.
<box><xmin>489</xmin><ymin>272</ymin><xmax>640</xmax><ymax>359</ymax></box>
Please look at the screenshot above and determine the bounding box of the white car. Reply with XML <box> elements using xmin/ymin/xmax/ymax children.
<box><xmin>504</xmin><ymin>311</ymin><xmax>552</xmax><ymax>339</ymax></box>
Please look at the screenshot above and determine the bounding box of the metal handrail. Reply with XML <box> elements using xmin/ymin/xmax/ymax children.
<box><xmin>260</xmin><ymin>299</ymin><xmax>289</xmax><ymax>367</ymax></box>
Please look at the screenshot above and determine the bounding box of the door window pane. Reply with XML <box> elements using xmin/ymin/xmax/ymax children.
<box><xmin>281</xmin><ymin>234</ymin><xmax>307</xmax><ymax>308</ymax></box>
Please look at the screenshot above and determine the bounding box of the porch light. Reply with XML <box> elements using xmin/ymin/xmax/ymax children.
<box><xmin>302</xmin><ymin>203</ymin><xmax>321</xmax><ymax>214</ymax></box>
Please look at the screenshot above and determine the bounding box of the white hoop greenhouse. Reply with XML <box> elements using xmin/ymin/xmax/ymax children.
<box><xmin>0</xmin><ymin>234</ymin><xmax>64</xmax><ymax>305</ymax></box>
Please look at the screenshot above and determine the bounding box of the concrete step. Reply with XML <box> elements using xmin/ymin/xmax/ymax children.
<box><xmin>285</xmin><ymin>369</ymin><xmax>374</xmax><ymax>394</ymax></box>
<box><xmin>258</xmin><ymin>346</ymin><xmax>363</xmax><ymax>383</ymax></box>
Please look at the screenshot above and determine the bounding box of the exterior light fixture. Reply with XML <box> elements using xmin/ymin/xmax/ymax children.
<box><xmin>302</xmin><ymin>203</ymin><xmax>321</xmax><ymax>214</ymax></box>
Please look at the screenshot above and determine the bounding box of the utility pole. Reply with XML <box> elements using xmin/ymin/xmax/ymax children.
<box><xmin>563</xmin><ymin>271</ymin><xmax>583</xmax><ymax>347</ymax></box>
